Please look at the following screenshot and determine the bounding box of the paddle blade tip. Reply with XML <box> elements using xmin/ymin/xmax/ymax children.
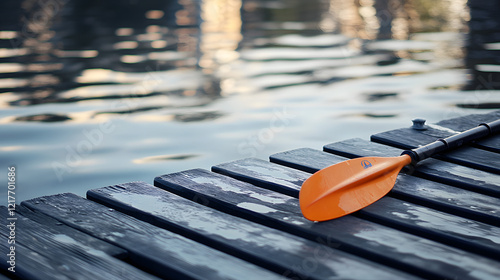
<box><xmin>299</xmin><ymin>155</ymin><xmax>412</xmax><ymax>222</ymax></box>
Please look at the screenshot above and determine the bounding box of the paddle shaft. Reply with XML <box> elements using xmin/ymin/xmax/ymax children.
<box><xmin>402</xmin><ymin>119</ymin><xmax>500</xmax><ymax>163</ymax></box>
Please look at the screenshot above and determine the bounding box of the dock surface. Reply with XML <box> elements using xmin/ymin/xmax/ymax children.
<box><xmin>2</xmin><ymin>111</ymin><xmax>500</xmax><ymax>279</ymax></box>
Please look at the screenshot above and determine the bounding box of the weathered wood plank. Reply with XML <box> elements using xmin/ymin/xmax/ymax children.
<box><xmin>212</xmin><ymin>159</ymin><xmax>500</xmax><ymax>259</ymax></box>
<box><xmin>323</xmin><ymin>138</ymin><xmax>500</xmax><ymax>198</ymax></box>
<box><xmin>155</xmin><ymin>169</ymin><xmax>500</xmax><ymax>280</ymax></box>
<box><xmin>435</xmin><ymin>111</ymin><xmax>500</xmax><ymax>153</ymax></box>
<box><xmin>15</xmin><ymin>205</ymin><xmax>128</xmax><ymax>258</ymax></box>
<box><xmin>88</xmin><ymin>181</ymin><xmax>415</xmax><ymax>280</ymax></box>
<box><xmin>270</xmin><ymin>147</ymin><xmax>346</xmax><ymax>173</ymax></box>
<box><xmin>21</xmin><ymin>193</ymin><xmax>283</xmax><ymax>280</ymax></box>
<box><xmin>370</xmin><ymin>125</ymin><xmax>500</xmax><ymax>174</ymax></box>
<box><xmin>0</xmin><ymin>206</ymin><xmax>159</xmax><ymax>280</ymax></box>
<box><xmin>236</xmin><ymin>155</ymin><xmax>500</xmax><ymax>225</ymax></box>
<box><xmin>1</xmin><ymin>236</ymin><xmax>75</xmax><ymax>279</ymax></box>
<box><xmin>212</xmin><ymin>158</ymin><xmax>307</xmax><ymax>197</ymax></box>
<box><xmin>436</xmin><ymin>111</ymin><xmax>500</xmax><ymax>129</ymax></box>
<box><xmin>357</xmin><ymin>197</ymin><xmax>500</xmax><ymax>260</ymax></box>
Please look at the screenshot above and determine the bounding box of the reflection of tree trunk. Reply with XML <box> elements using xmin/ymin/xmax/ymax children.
<box><xmin>465</xmin><ymin>0</ymin><xmax>500</xmax><ymax>90</ymax></box>
<box><xmin>375</xmin><ymin>0</ymin><xmax>392</xmax><ymax>39</ymax></box>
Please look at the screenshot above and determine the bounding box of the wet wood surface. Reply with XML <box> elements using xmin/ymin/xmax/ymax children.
<box><xmin>4</xmin><ymin>111</ymin><xmax>500</xmax><ymax>279</ymax></box>
<box><xmin>155</xmin><ymin>169</ymin><xmax>500</xmax><ymax>279</ymax></box>
<box><xmin>21</xmin><ymin>193</ymin><xmax>283</xmax><ymax>280</ymax></box>
<box><xmin>0</xmin><ymin>206</ymin><xmax>158</xmax><ymax>280</ymax></box>
<box><xmin>88</xmin><ymin>181</ymin><xmax>415</xmax><ymax>280</ymax></box>
<box><xmin>211</xmin><ymin>158</ymin><xmax>500</xmax><ymax>257</ymax></box>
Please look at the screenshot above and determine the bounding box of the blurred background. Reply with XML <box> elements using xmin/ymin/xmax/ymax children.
<box><xmin>1</xmin><ymin>0</ymin><xmax>499</xmax><ymax>204</ymax></box>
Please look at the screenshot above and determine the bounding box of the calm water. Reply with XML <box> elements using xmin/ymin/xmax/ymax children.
<box><xmin>1</xmin><ymin>0</ymin><xmax>498</xmax><ymax>204</ymax></box>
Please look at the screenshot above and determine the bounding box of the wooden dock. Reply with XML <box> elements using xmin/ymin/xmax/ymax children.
<box><xmin>2</xmin><ymin>111</ymin><xmax>500</xmax><ymax>280</ymax></box>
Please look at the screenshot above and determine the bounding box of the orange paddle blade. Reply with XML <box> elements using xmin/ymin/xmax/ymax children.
<box><xmin>299</xmin><ymin>155</ymin><xmax>412</xmax><ymax>221</ymax></box>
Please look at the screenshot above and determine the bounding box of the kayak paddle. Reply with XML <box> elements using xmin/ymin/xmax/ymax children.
<box><xmin>299</xmin><ymin>119</ymin><xmax>500</xmax><ymax>222</ymax></box>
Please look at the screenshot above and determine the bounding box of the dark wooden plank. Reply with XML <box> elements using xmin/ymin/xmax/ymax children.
<box><xmin>436</xmin><ymin>111</ymin><xmax>500</xmax><ymax>132</ymax></box>
<box><xmin>370</xmin><ymin>125</ymin><xmax>500</xmax><ymax>174</ymax></box>
<box><xmin>212</xmin><ymin>158</ymin><xmax>307</xmax><ymax>197</ymax></box>
<box><xmin>436</xmin><ymin>111</ymin><xmax>500</xmax><ymax>153</ymax></box>
<box><xmin>0</xmin><ymin>206</ymin><xmax>159</xmax><ymax>280</ymax></box>
<box><xmin>21</xmin><ymin>193</ymin><xmax>283</xmax><ymax>280</ymax></box>
<box><xmin>323</xmin><ymin>138</ymin><xmax>500</xmax><ymax>198</ymax></box>
<box><xmin>213</xmin><ymin>159</ymin><xmax>500</xmax><ymax>259</ymax></box>
<box><xmin>155</xmin><ymin>169</ymin><xmax>500</xmax><ymax>280</ymax></box>
<box><xmin>87</xmin><ymin>182</ymin><xmax>415</xmax><ymax>280</ymax></box>
<box><xmin>1</xmin><ymin>236</ymin><xmax>77</xmax><ymax>279</ymax></box>
<box><xmin>14</xmin><ymin>205</ymin><xmax>128</xmax><ymax>258</ymax></box>
<box><xmin>270</xmin><ymin>147</ymin><xmax>346</xmax><ymax>173</ymax></box>
<box><xmin>356</xmin><ymin>196</ymin><xmax>500</xmax><ymax>260</ymax></box>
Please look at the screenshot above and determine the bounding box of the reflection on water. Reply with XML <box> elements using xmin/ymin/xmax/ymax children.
<box><xmin>199</xmin><ymin>0</ymin><xmax>242</xmax><ymax>73</ymax></box>
<box><xmin>0</xmin><ymin>0</ymin><xmax>499</xmax><ymax>203</ymax></box>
